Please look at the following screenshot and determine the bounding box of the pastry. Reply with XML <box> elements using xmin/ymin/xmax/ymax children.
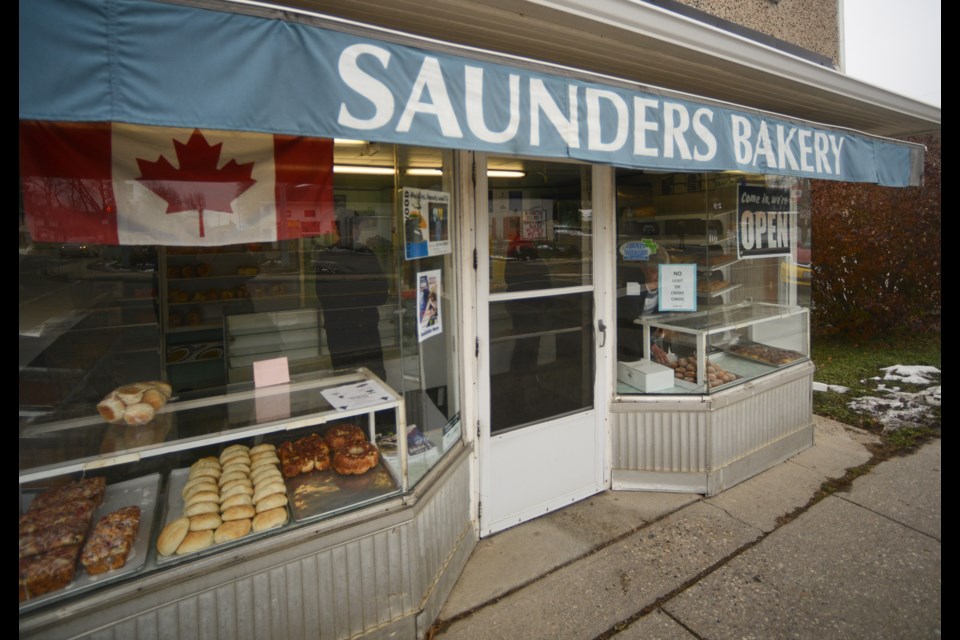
<box><xmin>97</xmin><ymin>395</ymin><xmax>126</xmax><ymax>423</ymax></box>
<box><xmin>221</xmin><ymin>505</ymin><xmax>256</xmax><ymax>522</ymax></box>
<box><xmin>80</xmin><ymin>506</ymin><xmax>141</xmax><ymax>575</ymax></box>
<box><xmin>332</xmin><ymin>442</ymin><xmax>379</xmax><ymax>475</ymax></box>
<box><xmin>189</xmin><ymin>513</ymin><xmax>222</xmax><ymax>531</ymax></box>
<box><xmin>156</xmin><ymin>517</ymin><xmax>190</xmax><ymax>557</ymax></box>
<box><xmin>255</xmin><ymin>492</ymin><xmax>288</xmax><ymax>513</ymax></box>
<box><xmin>19</xmin><ymin>545</ymin><xmax>80</xmax><ymax>601</ymax></box>
<box><xmin>252</xmin><ymin>507</ymin><xmax>288</xmax><ymax>533</ymax></box>
<box><xmin>29</xmin><ymin>477</ymin><xmax>106</xmax><ymax>512</ymax></box>
<box><xmin>123</xmin><ymin>403</ymin><xmax>155</xmax><ymax>426</ymax></box>
<box><xmin>214</xmin><ymin>519</ymin><xmax>251</xmax><ymax>544</ymax></box>
<box><xmin>175</xmin><ymin>530</ymin><xmax>214</xmax><ymax>555</ymax></box>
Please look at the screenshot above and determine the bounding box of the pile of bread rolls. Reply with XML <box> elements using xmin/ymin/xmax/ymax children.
<box><xmin>156</xmin><ymin>443</ymin><xmax>289</xmax><ymax>557</ymax></box>
<box><xmin>97</xmin><ymin>382</ymin><xmax>172</xmax><ymax>425</ymax></box>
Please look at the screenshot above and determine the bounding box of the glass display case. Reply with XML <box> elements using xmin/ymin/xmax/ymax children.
<box><xmin>19</xmin><ymin>368</ymin><xmax>419</xmax><ymax>611</ymax></box>
<box><xmin>617</xmin><ymin>302</ymin><xmax>809</xmax><ymax>395</ymax></box>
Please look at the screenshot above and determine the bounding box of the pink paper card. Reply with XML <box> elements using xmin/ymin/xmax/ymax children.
<box><xmin>253</xmin><ymin>356</ymin><xmax>290</xmax><ymax>388</ymax></box>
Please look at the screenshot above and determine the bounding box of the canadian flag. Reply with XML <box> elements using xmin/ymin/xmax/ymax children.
<box><xmin>19</xmin><ymin>121</ymin><xmax>334</xmax><ymax>246</ymax></box>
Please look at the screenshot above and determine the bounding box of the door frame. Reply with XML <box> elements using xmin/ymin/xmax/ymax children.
<box><xmin>474</xmin><ymin>154</ymin><xmax>613</xmax><ymax>536</ymax></box>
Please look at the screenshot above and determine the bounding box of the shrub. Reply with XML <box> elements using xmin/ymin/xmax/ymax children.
<box><xmin>810</xmin><ymin>133</ymin><xmax>940</xmax><ymax>336</ymax></box>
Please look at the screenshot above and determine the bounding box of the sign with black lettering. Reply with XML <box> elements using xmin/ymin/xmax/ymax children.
<box><xmin>737</xmin><ymin>186</ymin><xmax>793</xmax><ymax>259</ymax></box>
<box><xmin>658</xmin><ymin>263</ymin><xmax>697</xmax><ymax>312</ymax></box>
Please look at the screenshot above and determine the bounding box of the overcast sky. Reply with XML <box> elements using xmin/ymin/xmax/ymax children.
<box><xmin>843</xmin><ymin>0</ymin><xmax>940</xmax><ymax>107</ymax></box>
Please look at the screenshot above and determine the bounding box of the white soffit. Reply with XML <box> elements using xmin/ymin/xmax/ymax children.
<box><xmin>279</xmin><ymin>0</ymin><xmax>940</xmax><ymax>138</ymax></box>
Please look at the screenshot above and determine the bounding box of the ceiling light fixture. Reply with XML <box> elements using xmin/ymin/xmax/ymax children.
<box><xmin>333</xmin><ymin>165</ymin><xmax>395</xmax><ymax>175</ymax></box>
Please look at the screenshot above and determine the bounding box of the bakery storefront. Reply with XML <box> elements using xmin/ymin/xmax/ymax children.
<box><xmin>19</xmin><ymin>0</ymin><xmax>927</xmax><ymax>637</ymax></box>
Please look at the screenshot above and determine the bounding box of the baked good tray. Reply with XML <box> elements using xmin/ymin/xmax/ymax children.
<box><xmin>19</xmin><ymin>473</ymin><xmax>161</xmax><ymax>612</ymax></box>
<box><xmin>154</xmin><ymin>467</ymin><xmax>292</xmax><ymax>566</ymax></box>
<box><xmin>288</xmin><ymin>461</ymin><xmax>400</xmax><ymax>524</ymax></box>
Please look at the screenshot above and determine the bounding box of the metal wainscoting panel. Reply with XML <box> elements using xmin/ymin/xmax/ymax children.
<box><xmin>711</xmin><ymin>373</ymin><xmax>813</xmax><ymax>470</ymax></box>
<box><xmin>119</xmin><ymin>527</ymin><xmax>417</xmax><ymax>640</ymax></box>
<box><xmin>612</xmin><ymin>410</ymin><xmax>709</xmax><ymax>473</ymax></box>
<box><xmin>413</xmin><ymin>451</ymin><xmax>474</xmax><ymax>635</ymax></box>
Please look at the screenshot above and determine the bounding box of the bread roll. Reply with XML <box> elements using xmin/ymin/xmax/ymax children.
<box><xmin>184</xmin><ymin>501</ymin><xmax>219</xmax><ymax>517</ymax></box>
<box><xmin>183</xmin><ymin>479</ymin><xmax>218</xmax><ymax>500</ymax></box>
<box><xmin>157</xmin><ymin>517</ymin><xmax>190</xmax><ymax>556</ymax></box>
<box><xmin>218</xmin><ymin>470</ymin><xmax>249</xmax><ymax>486</ymax></box>
<box><xmin>220</xmin><ymin>483</ymin><xmax>254</xmax><ymax>500</ymax></box>
<box><xmin>123</xmin><ymin>403</ymin><xmax>155</xmax><ymax>425</ymax></box>
<box><xmin>141</xmin><ymin>388</ymin><xmax>168</xmax><ymax>411</ymax></box>
<box><xmin>253</xmin><ymin>481</ymin><xmax>285</xmax><ymax>504</ymax></box>
<box><xmin>176</xmin><ymin>529</ymin><xmax>214</xmax><ymax>555</ymax></box>
<box><xmin>249</xmin><ymin>443</ymin><xmax>276</xmax><ymax>456</ymax></box>
<box><xmin>189</xmin><ymin>466</ymin><xmax>221</xmax><ymax>481</ymax></box>
<box><xmin>189</xmin><ymin>513</ymin><xmax>222</xmax><ymax>531</ymax></box>
<box><xmin>221</xmin><ymin>505</ymin><xmax>256</xmax><ymax>521</ymax></box>
<box><xmin>252</xmin><ymin>507</ymin><xmax>288</xmax><ymax>533</ymax></box>
<box><xmin>220</xmin><ymin>450</ymin><xmax>251</xmax><ymax>466</ymax></box>
<box><xmin>255</xmin><ymin>492</ymin><xmax>288</xmax><ymax>513</ymax></box>
<box><xmin>214</xmin><ymin>519</ymin><xmax>252</xmax><ymax>544</ymax></box>
<box><xmin>219</xmin><ymin>493</ymin><xmax>253</xmax><ymax>511</ymax></box>
<box><xmin>97</xmin><ymin>395</ymin><xmax>125</xmax><ymax>423</ymax></box>
<box><xmin>250</xmin><ymin>455</ymin><xmax>280</xmax><ymax>470</ymax></box>
<box><xmin>185</xmin><ymin>491</ymin><xmax>220</xmax><ymax>507</ymax></box>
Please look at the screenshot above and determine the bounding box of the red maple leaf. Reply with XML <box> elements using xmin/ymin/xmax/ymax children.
<box><xmin>137</xmin><ymin>129</ymin><xmax>256</xmax><ymax>238</ymax></box>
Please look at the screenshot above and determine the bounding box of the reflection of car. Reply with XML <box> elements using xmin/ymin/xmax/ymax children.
<box><xmin>781</xmin><ymin>244</ymin><xmax>812</xmax><ymax>286</ymax></box>
<box><xmin>59</xmin><ymin>243</ymin><xmax>97</xmax><ymax>258</ymax></box>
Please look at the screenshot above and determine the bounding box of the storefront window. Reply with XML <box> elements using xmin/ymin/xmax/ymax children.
<box><xmin>19</xmin><ymin>126</ymin><xmax>461</xmax><ymax>602</ymax></box>
<box><xmin>615</xmin><ymin>170</ymin><xmax>811</xmax><ymax>395</ymax></box>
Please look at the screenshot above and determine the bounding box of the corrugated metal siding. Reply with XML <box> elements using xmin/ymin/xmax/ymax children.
<box><xmin>712</xmin><ymin>373</ymin><xmax>812</xmax><ymax>468</ymax></box>
<box><xmin>612</xmin><ymin>368</ymin><xmax>812</xmax><ymax>474</ymax></box>
<box><xmin>414</xmin><ymin>451</ymin><xmax>473</xmax><ymax>606</ymax></box>
<box><xmin>613</xmin><ymin>410</ymin><xmax>709</xmax><ymax>473</ymax></box>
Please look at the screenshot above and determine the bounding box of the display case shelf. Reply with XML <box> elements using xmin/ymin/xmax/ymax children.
<box><xmin>618</xmin><ymin>302</ymin><xmax>809</xmax><ymax>395</ymax></box>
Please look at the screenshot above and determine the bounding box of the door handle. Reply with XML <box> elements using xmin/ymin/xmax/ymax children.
<box><xmin>597</xmin><ymin>319</ymin><xmax>607</xmax><ymax>347</ymax></box>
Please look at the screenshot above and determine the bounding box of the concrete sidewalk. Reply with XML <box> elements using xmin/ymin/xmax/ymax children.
<box><xmin>432</xmin><ymin>417</ymin><xmax>941</xmax><ymax>639</ymax></box>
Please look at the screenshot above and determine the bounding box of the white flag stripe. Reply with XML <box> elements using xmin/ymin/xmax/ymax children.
<box><xmin>112</xmin><ymin>123</ymin><xmax>278</xmax><ymax>246</ymax></box>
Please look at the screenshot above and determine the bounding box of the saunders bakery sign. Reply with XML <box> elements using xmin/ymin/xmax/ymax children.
<box><xmin>20</xmin><ymin>0</ymin><xmax>922</xmax><ymax>187</ymax></box>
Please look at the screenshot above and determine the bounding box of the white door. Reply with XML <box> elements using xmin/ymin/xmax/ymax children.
<box><xmin>477</xmin><ymin>157</ymin><xmax>609</xmax><ymax>536</ymax></box>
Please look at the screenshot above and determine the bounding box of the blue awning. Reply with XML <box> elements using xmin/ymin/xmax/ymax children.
<box><xmin>19</xmin><ymin>0</ymin><xmax>923</xmax><ymax>186</ymax></box>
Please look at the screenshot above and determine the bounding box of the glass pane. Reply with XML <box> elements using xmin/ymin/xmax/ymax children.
<box><xmin>488</xmin><ymin>159</ymin><xmax>593</xmax><ymax>293</ymax></box>
<box><xmin>489</xmin><ymin>292</ymin><xmax>594</xmax><ymax>434</ymax></box>
<box><xmin>614</xmin><ymin>170</ymin><xmax>811</xmax><ymax>395</ymax></box>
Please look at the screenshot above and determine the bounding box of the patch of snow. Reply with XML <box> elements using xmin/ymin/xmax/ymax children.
<box><xmin>846</xmin><ymin>364</ymin><xmax>940</xmax><ymax>431</ymax></box>
<box><xmin>880</xmin><ymin>364</ymin><xmax>941</xmax><ymax>385</ymax></box>
<box><xmin>813</xmin><ymin>381</ymin><xmax>849</xmax><ymax>393</ymax></box>
<box><xmin>918</xmin><ymin>386</ymin><xmax>941</xmax><ymax>407</ymax></box>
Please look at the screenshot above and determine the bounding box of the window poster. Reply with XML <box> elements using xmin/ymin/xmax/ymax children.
<box><xmin>658</xmin><ymin>263</ymin><xmax>697</xmax><ymax>312</ymax></box>
<box><xmin>417</xmin><ymin>269</ymin><xmax>442</xmax><ymax>342</ymax></box>
<box><xmin>403</xmin><ymin>188</ymin><xmax>452</xmax><ymax>260</ymax></box>
<box><xmin>737</xmin><ymin>186</ymin><xmax>793</xmax><ymax>259</ymax></box>
<box><xmin>521</xmin><ymin>205</ymin><xmax>547</xmax><ymax>240</ymax></box>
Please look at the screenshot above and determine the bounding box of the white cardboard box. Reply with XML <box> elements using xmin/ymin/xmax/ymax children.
<box><xmin>618</xmin><ymin>359</ymin><xmax>674</xmax><ymax>391</ymax></box>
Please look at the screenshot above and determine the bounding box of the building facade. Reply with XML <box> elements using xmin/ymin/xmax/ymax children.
<box><xmin>19</xmin><ymin>0</ymin><xmax>939</xmax><ymax>637</ymax></box>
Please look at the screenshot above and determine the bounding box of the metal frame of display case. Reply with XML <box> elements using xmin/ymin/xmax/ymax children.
<box><xmin>628</xmin><ymin>301</ymin><xmax>809</xmax><ymax>394</ymax></box>
<box><xmin>20</xmin><ymin>368</ymin><xmax>409</xmax><ymax>488</ymax></box>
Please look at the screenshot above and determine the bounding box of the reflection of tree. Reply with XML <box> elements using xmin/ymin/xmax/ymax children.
<box><xmin>22</xmin><ymin>175</ymin><xmax>116</xmax><ymax>243</ymax></box>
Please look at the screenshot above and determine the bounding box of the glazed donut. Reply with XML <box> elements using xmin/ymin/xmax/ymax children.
<box><xmin>333</xmin><ymin>442</ymin><xmax>379</xmax><ymax>475</ymax></box>
<box><xmin>324</xmin><ymin>424</ymin><xmax>366</xmax><ymax>451</ymax></box>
